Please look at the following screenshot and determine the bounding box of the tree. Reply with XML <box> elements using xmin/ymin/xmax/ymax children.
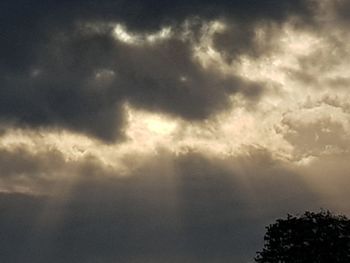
<box><xmin>255</xmin><ymin>210</ymin><xmax>350</xmax><ymax>263</ymax></box>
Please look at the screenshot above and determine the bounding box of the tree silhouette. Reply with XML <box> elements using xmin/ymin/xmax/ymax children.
<box><xmin>255</xmin><ymin>210</ymin><xmax>350</xmax><ymax>263</ymax></box>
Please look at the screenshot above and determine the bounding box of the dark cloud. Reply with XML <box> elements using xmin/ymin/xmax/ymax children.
<box><xmin>0</xmin><ymin>0</ymin><xmax>317</xmax><ymax>141</ymax></box>
<box><xmin>0</xmin><ymin>146</ymin><xmax>322</xmax><ymax>262</ymax></box>
<box><xmin>212</xmin><ymin>21</ymin><xmax>276</xmax><ymax>63</ymax></box>
<box><xmin>1</xmin><ymin>0</ymin><xmax>315</xmax><ymax>31</ymax></box>
<box><xmin>0</xmin><ymin>19</ymin><xmax>259</xmax><ymax>141</ymax></box>
<box><xmin>0</xmin><ymin>28</ymin><xmax>127</xmax><ymax>141</ymax></box>
<box><xmin>331</xmin><ymin>0</ymin><xmax>350</xmax><ymax>23</ymax></box>
<box><xmin>1</xmin><ymin>26</ymin><xmax>264</xmax><ymax>140</ymax></box>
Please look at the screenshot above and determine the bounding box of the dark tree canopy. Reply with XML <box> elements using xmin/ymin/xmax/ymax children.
<box><xmin>255</xmin><ymin>210</ymin><xmax>350</xmax><ymax>263</ymax></box>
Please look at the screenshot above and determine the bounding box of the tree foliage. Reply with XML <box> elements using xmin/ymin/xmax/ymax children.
<box><xmin>255</xmin><ymin>210</ymin><xmax>350</xmax><ymax>263</ymax></box>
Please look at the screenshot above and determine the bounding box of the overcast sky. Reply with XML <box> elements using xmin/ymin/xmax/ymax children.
<box><xmin>1</xmin><ymin>0</ymin><xmax>350</xmax><ymax>262</ymax></box>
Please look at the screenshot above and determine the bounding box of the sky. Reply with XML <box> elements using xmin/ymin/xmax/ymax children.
<box><xmin>1</xmin><ymin>0</ymin><xmax>350</xmax><ymax>262</ymax></box>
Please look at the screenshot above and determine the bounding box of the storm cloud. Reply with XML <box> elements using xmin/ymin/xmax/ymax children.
<box><xmin>0</xmin><ymin>0</ymin><xmax>317</xmax><ymax>141</ymax></box>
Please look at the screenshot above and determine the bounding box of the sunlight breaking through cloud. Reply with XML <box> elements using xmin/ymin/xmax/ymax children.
<box><xmin>1</xmin><ymin>1</ymin><xmax>350</xmax><ymax>262</ymax></box>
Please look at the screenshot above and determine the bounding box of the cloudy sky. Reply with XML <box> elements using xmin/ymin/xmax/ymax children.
<box><xmin>1</xmin><ymin>0</ymin><xmax>350</xmax><ymax>262</ymax></box>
